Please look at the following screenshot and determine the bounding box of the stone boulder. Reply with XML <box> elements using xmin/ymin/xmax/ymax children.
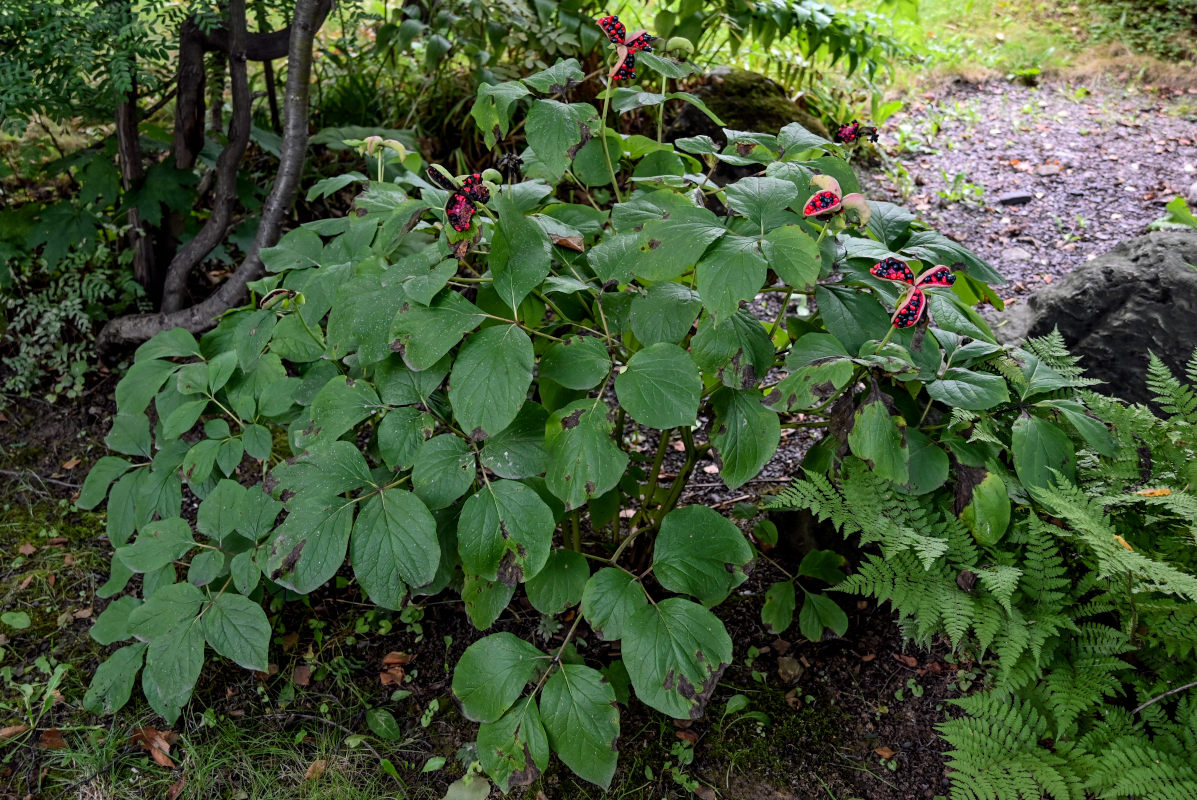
<box><xmin>668</xmin><ymin>67</ymin><xmax>830</xmax><ymax>145</ymax></box>
<box><xmin>993</xmin><ymin>232</ymin><xmax>1197</xmax><ymax>406</ymax></box>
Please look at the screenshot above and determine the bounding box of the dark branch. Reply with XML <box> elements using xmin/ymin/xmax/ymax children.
<box><xmin>199</xmin><ymin>0</ymin><xmax>332</xmax><ymax>61</ymax></box>
<box><xmin>97</xmin><ymin>0</ymin><xmax>326</xmax><ymax>358</ymax></box>
<box><xmin>160</xmin><ymin>0</ymin><xmax>252</xmax><ymax>312</ymax></box>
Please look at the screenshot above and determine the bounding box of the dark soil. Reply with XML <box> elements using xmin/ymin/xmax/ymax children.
<box><xmin>864</xmin><ymin>79</ymin><xmax>1197</xmax><ymax>304</ymax></box>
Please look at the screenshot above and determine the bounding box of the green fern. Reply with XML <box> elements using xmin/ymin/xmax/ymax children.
<box><xmin>1146</xmin><ymin>351</ymin><xmax>1197</xmax><ymax>422</ymax></box>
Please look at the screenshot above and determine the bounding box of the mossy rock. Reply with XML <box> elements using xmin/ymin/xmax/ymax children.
<box><xmin>670</xmin><ymin>67</ymin><xmax>830</xmax><ymax>143</ymax></box>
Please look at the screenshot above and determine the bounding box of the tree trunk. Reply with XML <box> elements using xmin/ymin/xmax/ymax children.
<box><xmin>160</xmin><ymin>0</ymin><xmax>252</xmax><ymax>312</ymax></box>
<box><xmin>97</xmin><ymin>0</ymin><xmax>326</xmax><ymax>359</ymax></box>
<box><xmin>115</xmin><ymin>81</ymin><xmax>158</xmax><ymax>295</ymax></box>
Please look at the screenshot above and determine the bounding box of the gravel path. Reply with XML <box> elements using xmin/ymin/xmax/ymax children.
<box><xmin>864</xmin><ymin>79</ymin><xmax>1197</xmax><ymax>300</ymax></box>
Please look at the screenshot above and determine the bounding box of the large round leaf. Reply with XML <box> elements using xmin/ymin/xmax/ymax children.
<box><xmin>539</xmin><ymin>335</ymin><xmax>610</xmax><ymax>390</ymax></box>
<box><xmin>202</xmin><ymin>593</ymin><xmax>270</xmax><ymax>672</ymax></box>
<box><xmin>458</xmin><ymin>480</ymin><xmax>554</xmax><ymax>585</ymax></box>
<box><xmin>1012</xmin><ymin>415</ymin><xmax>1075</xmax><ymax>492</ymax></box>
<box><xmin>477</xmin><ymin>697</ymin><xmax>549</xmax><ymax>791</ymax></box>
<box><xmin>614</xmin><ymin>343</ymin><xmax>702</xmax><ymax>430</ymax></box>
<box><xmin>710</xmin><ymin>388</ymin><xmax>780</xmax><ymax>490</ymax></box>
<box><xmin>545</xmin><ymin>402</ymin><xmax>628</xmax><ymax>511</ymax></box>
<box><xmin>580</xmin><ymin>568</ymin><xmax>647</xmax><ymax>641</ymax></box>
<box><xmin>452</xmin><ymin>633</ymin><xmax>546</xmax><ymax>723</ymax></box>
<box><xmin>412</xmin><ymin>434</ymin><xmax>475</xmax><ymax>510</ymax></box>
<box><xmin>525</xmin><ymin>549</ymin><xmax>589</xmax><ymax>614</ymax></box>
<box><xmin>449</xmin><ymin>324</ymin><xmax>534</xmax><ymax>436</ymax></box>
<box><xmin>259</xmin><ymin>497</ymin><xmax>354</xmax><ymax>594</ymax></box>
<box><xmin>540</xmin><ymin>665</ymin><xmax>619</xmax><ymax>789</ymax></box>
<box><xmin>653</xmin><ymin>505</ymin><xmax>754</xmax><ymax>606</ymax></box>
<box><xmin>622</xmin><ymin>598</ymin><xmax>733</xmax><ymax>719</ymax></box>
<box><xmin>351</xmin><ymin>489</ymin><xmax>440</xmax><ymax>608</ymax></box>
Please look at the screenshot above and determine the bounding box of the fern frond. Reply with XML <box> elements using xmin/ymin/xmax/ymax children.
<box><xmin>1146</xmin><ymin>351</ymin><xmax>1197</xmax><ymax>423</ymax></box>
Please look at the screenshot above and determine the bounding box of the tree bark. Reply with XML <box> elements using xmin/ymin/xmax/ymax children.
<box><xmin>97</xmin><ymin>0</ymin><xmax>325</xmax><ymax>359</ymax></box>
<box><xmin>160</xmin><ymin>0</ymin><xmax>252</xmax><ymax>313</ymax></box>
<box><xmin>255</xmin><ymin>0</ymin><xmax>282</xmax><ymax>132</ymax></box>
<box><xmin>173</xmin><ymin>18</ymin><xmax>208</xmax><ymax>171</ymax></box>
<box><xmin>199</xmin><ymin>0</ymin><xmax>332</xmax><ymax>60</ymax></box>
<box><xmin>115</xmin><ymin>80</ymin><xmax>157</xmax><ymax>293</ymax></box>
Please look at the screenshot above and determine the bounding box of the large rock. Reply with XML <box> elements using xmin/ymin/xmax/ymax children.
<box><xmin>994</xmin><ymin>232</ymin><xmax>1197</xmax><ymax>405</ymax></box>
<box><xmin>668</xmin><ymin>67</ymin><xmax>830</xmax><ymax>144</ymax></box>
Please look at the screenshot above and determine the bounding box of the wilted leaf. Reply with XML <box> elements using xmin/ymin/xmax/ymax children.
<box><xmin>132</xmin><ymin>727</ymin><xmax>178</xmax><ymax>767</ymax></box>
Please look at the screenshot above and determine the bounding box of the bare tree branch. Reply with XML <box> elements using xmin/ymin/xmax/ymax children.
<box><xmin>160</xmin><ymin>0</ymin><xmax>252</xmax><ymax>312</ymax></box>
<box><xmin>97</xmin><ymin>0</ymin><xmax>326</xmax><ymax>358</ymax></box>
<box><xmin>199</xmin><ymin>0</ymin><xmax>332</xmax><ymax>61</ymax></box>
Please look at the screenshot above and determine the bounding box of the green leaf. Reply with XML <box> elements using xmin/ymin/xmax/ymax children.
<box><xmin>449</xmin><ymin>325</ymin><xmax>534</xmax><ymax>436</ymax></box>
<box><xmin>242</xmin><ymin>424</ymin><xmax>272</xmax><ymax>461</ymax></box>
<box><xmin>540</xmin><ymin>665</ymin><xmax>619</xmax><ymax>789</ymax></box>
<box><xmin>926</xmin><ymin>368</ymin><xmax>1010</xmax><ymax>411</ymax></box>
<box><xmin>391</xmin><ymin>291</ymin><xmax>484</xmax><ymax>370</ymax></box>
<box><xmin>412</xmin><ymin>435</ymin><xmax>475</xmax><ymax>510</ymax></box>
<box><xmin>1011</xmin><ymin>415</ymin><xmax>1075</xmax><ymax>492</ymax></box>
<box><xmin>815</xmin><ymin>285</ymin><xmax>892</xmax><ymax>355</ymax></box>
<box><xmin>375</xmin><ymin>354</ymin><xmax>449</xmax><ymax>406</ymax></box>
<box><xmin>797</xmin><ymin>550</ymin><xmax>847</xmax><ymax>584</ymax></box>
<box><xmin>260</xmin><ymin>227</ymin><xmax>323</xmax><ymax>272</ymax></box>
<box><xmin>309</xmin><ymin>376</ymin><xmax>382</xmax><ymax>443</ymax></box>
<box><xmin>90</xmin><ymin>596</ymin><xmax>140</xmax><ymax>645</ymax></box>
<box><xmin>187</xmin><ymin>549</ymin><xmax>224</xmax><ymax>587</ymax></box>
<box><xmin>366</xmin><ymin>708</ymin><xmax>405</xmax><ymax>741</ymax></box>
<box><xmin>261</xmin><ymin>498</ymin><xmax>354</xmax><ymax>593</ymax></box>
<box><xmin>458</xmin><ymin>480</ymin><xmax>553</xmax><ymax>586</ymax></box>
<box><xmin>545</xmin><ymin>403</ymin><xmax>629</xmax><ymax>511</ymax></box>
<box><xmin>632</xmin><ymin>207</ymin><xmax>726</xmax><ymax>282</ymax></box>
<box><xmin>614</xmin><ymin>343</ymin><xmax>702</xmax><ymax>430</ymax></box>
<box><xmin>126</xmin><ymin>582</ymin><xmax>204</xmax><ymax>640</ymax></box>
<box><xmin>273</xmin><ymin>440</ymin><xmax>373</xmax><ymax>497</ymax></box>
<box><xmin>696</xmin><ymin>236</ymin><xmax>768</xmax><ymax>322</ymax></box>
<box><xmin>78</xmin><ymin>456</ymin><xmax>133</xmax><ymax>510</ymax></box>
<box><xmin>866</xmin><ymin>201</ymin><xmax>916</xmax><ymax>250</ymax></box>
<box><xmin>1051</xmin><ymin>400</ymin><xmax>1116</xmax><ymax>457</ymax></box>
<box><xmin>117</xmin><ymin>518</ymin><xmax>195</xmax><ymax>574</ymax></box>
<box><xmin>610</xmin><ymin>88</ymin><xmax>666</xmax><ymax>114</ymax></box>
<box><xmin>83</xmin><ymin>642</ymin><xmax>146</xmax><ymax>715</ymax></box>
<box><xmin>181</xmin><ymin>439</ymin><xmax>219</xmax><ymax>485</ymax></box>
<box><xmin>462</xmin><ymin>573</ymin><xmax>516</xmax><ymax>630</ymax></box>
<box><xmin>452</xmin><ymin>632</ymin><xmax>546</xmax><ymax>723</ymax></box>
<box><xmin>636</xmin><ymin>50</ymin><xmax>699</xmax><ymax>79</ymax></box>
<box><xmin>903</xmin><ymin>229</ymin><xmax>1005</xmax><ymax>286</ymax></box>
<box><xmin>924</xmin><ymin>293</ymin><xmax>995</xmax><ymax>342</ymax></box>
<box><xmin>236</xmin><ymin>488</ymin><xmax>282</xmax><ymax>542</ymax></box>
<box><xmin>135</xmin><ymin>328</ymin><xmax>200</xmax><ymax>361</ymax></box>
<box><xmin>778</xmin><ymin>122</ymin><xmax>833</xmax><ymax>158</ymax></box>
<box><xmin>761</xmin><ymin>580</ymin><xmax>796</xmax><ymax>635</ymax></box>
<box><xmin>653</xmin><ymin>505</ymin><xmax>753</xmax><ymax>607</ymax></box>
<box><xmin>489</xmin><ymin>194</ymin><xmax>553</xmax><ymax>310</ymax></box>
<box><xmin>539</xmin><ymin>335</ymin><xmax>610</xmax><ymax>390</ymax></box>
<box><xmin>691</xmin><ymin>309</ymin><xmax>775</xmax><ymax>390</ymax></box>
<box><xmin>116</xmin><ymin>358</ymin><xmax>180</xmax><ymax>415</ymax></box>
<box><xmin>230</xmin><ymin>551</ymin><xmax>260</xmax><ymax>594</ymax></box>
<box><xmin>905</xmin><ymin>428</ymin><xmax>949</xmax><ymax>495</ymax></box>
<box><xmin>235</xmin><ymin>308</ymin><xmax>277</xmax><ymax>370</ymax></box>
<box><xmin>479</xmin><ymin>403</ymin><xmax>549</xmax><ymax>479</ymax></box>
<box><xmin>352</xmin><ymin>489</ymin><xmax>440</xmax><ymax>608</ymax></box>
<box><xmin>959</xmin><ymin>471</ymin><xmax>1011</xmax><ymax>546</ymax></box>
<box><xmin>762</xmin><ymin>225</ymin><xmax>820</xmax><ymax>290</ymax></box>
<box><xmin>526</xmin><ymin>100</ymin><xmax>596</xmax><ymax>178</ymax></box>
<box><xmin>725</xmin><ymin>176</ymin><xmax>800</xmax><ymax>229</ymax></box>
<box><xmin>1020</xmin><ymin>353</ymin><xmax>1073</xmax><ymax>398</ymax></box>
<box><xmin>142</xmin><ymin>620</ymin><xmax>204</xmax><ymax>723</ymax></box>
<box><xmin>471</xmin><ymin>82</ymin><xmax>530</xmax><ymax>148</ymax></box>
<box><xmin>1</xmin><ymin>610</ymin><xmax>30</xmax><ymax>629</ymax></box>
<box><xmin>202</xmin><ymin>593</ymin><xmax>270</xmax><ymax>672</ymax></box>
<box><xmin>630</xmin><ymin>282</ymin><xmax>702</xmax><ymax>346</ymax></box>
<box><xmin>523</xmin><ymin>59</ymin><xmax>584</xmax><ymax>93</ymax></box>
<box><xmin>623</xmin><ymin>598</ymin><xmax>732</xmax><ymax>719</ymax></box>
<box><xmin>710</xmin><ymin>388</ymin><xmax>780</xmax><ymax>490</ymax></box>
<box><xmin>377</xmin><ymin>407</ymin><xmax>434</xmax><ymax>470</ymax></box>
<box><xmin>478</xmin><ymin>697</ymin><xmax>549</xmax><ymax>792</ymax></box>
<box><xmin>769</xmin><ymin>361</ymin><xmax>854</xmax><ymax>411</ymax></box>
<box><xmin>161</xmin><ymin>399</ymin><xmax>208</xmax><ymax>439</ymax></box>
<box><xmin>847</xmin><ymin>398</ymin><xmax>908</xmax><ymax>484</ymax></box>
<box><xmin>525</xmin><ymin>549</ymin><xmax>589</xmax><ymax>614</ymax></box>
<box><xmin>580</xmin><ymin>568</ymin><xmax>647</xmax><ymax>642</ymax></box>
<box><xmin>666</xmin><ymin>91</ymin><xmax>722</xmax><ymax>126</ymax></box>
<box><xmin>106</xmin><ymin>413</ymin><xmax>152</xmax><ymax>458</ymax></box>
<box><xmin>798</xmin><ymin>592</ymin><xmax>848</xmax><ymax>642</ymax></box>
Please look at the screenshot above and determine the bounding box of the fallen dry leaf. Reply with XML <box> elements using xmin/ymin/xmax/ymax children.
<box><xmin>675</xmin><ymin>729</ymin><xmax>699</xmax><ymax>744</ymax></box>
<box><xmin>784</xmin><ymin>689</ymin><xmax>802</xmax><ymax>710</ymax></box>
<box><xmin>73</xmin><ymin>608</ymin><xmax>93</xmax><ymax>619</ymax></box>
<box><xmin>380</xmin><ymin>652</ymin><xmax>411</xmax><ymax>685</ymax></box>
<box><xmin>777</xmin><ymin>656</ymin><xmax>804</xmax><ymax>683</ymax></box>
<box><xmin>292</xmin><ymin>665</ymin><xmax>311</xmax><ymax>686</ymax></box>
<box><xmin>132</xmin><ymin>727</ymin><xmax>178</xmax><ymax>768</ymax></box>
<box><xmin>702</xmin><ymin>464</ymin><xmax>719</xmax><ymax>474</ymax></box>
<box><xmin>46</xmin><ymin>537</ymin><xmax>68</xmax><ymax>546</ymax></box>
<box><xmin>1134</xmin><ymin>488</ymin><xmax>1171</xmax><ymax>497</ymax></box>
<box><xmin>280</xmin><ymin>632</ymin><xmax>299</xmax><ymax>651</ymax></box>
<box><xmin>1114</xmin><ymin>535</ymin><xmax>1134</xmax><ymax>552</ymax></box>
<box><xmin>304</xmin><ymin>759</ymin><xmax>327</xmax><ymax>781</ymax></box>
<box><xmin>166</xmin><ymin>776</ymin><xmax>187</xmax><ymax>800</ymax></box>
<box><xmin>39</xmin><ymin>728</ymin><xmax>67</xmax><ymax>749</ymax></box>
<box><xmin>893</xmin><ymin>653</ymin><xmax>918</xmax><ymax>668</ymax></box>
<box><xmin>61</xmin><ymin>458</ymin><xmax>81</xmax><ymax>470</ymax></box>
<box><xmin>861</xmin><ymin>653</ymin><xmax>876</xmax><ymax>663</ymax></box>
<box><xmin>0</xmin><ymin>725</ymin><xmax>30</xmax><ymax>740</ymax></box>
<box><xmin>17</xmin><ymin>543</ymin><xmax>36</xmax><ymax>556</ymax></box>
<box><xmin>548</xmin><ymin>233</ymin><xmax>585</xmax><ymax>252</ymax></box>
<box><xmin>693</xmin><ymin>786</ymin><xmax>718</xmax><ymax>800</ymax></box>
<box><xmin>875</xmin><ymin>745</ymin><xmax>896</xmax><ymax>759</ymax></box>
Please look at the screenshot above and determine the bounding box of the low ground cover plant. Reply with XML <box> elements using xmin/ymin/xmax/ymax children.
<box><xmin>92</xmin><ymin>41</ymin><xmax>1197</xmax><ymax>795</ymax></box>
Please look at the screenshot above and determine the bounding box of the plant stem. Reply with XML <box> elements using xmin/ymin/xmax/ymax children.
<box><xmin>655</xmin><ymin>426</ymin><xmax>699</xmax><ymax>526</ymax></box>
<box><xmin>570</xmin><ymin>509</ymin><xmax>582</xmax><ymax>551</ymax></box>
<box><xmin>599</xmin><ymin>83</ymin><xmax>623</xmax><ymax>203</ymax></box>
<box><xmin>657</xmin><ymin>72</ymin><xmax>667</xmax><ymax>144</ymax></box>
<box><xmin>641</xmin><ymin>428</ymin><xmax>673</xmax><ymax>509</ymax></box>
